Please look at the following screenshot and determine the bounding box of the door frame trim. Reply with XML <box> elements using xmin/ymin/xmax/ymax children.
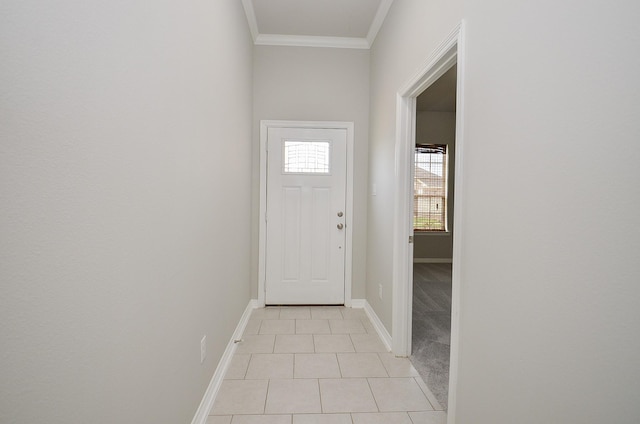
<box><xmin>258</xmin><ymin>120</ymin><xmax>355</xmax><ymax>307</ymax></box>
<box><xmin>391</xmin><ymin>21</ymin><xmax>465</xmax><ymax>423</ymax></box>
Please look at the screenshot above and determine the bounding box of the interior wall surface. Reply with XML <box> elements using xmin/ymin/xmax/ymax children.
<box><xmin>414</xmin><ymin>111</ymin><xmax>455</xmax><ymax>260</ymax></box>
<box><xmin>0</xmin><ymin>1</ymin><xmax>254</xmax><ymax>423</ymax></box>
<box><xmin>367</xmin><ymin>0</ymin><xmax>463</xmax><ymax>338</ymax></box>
<box><xmin>251</xmin><ymin>46</ymin><xmax>370</xmax><ymax>300</ymax></box>
<box><xmin>369</xmin><ymin>0</ymin><xmax>640</xmax><ymax>423</ymax></box>
<box><xmin>455</xmin><ymin>1</ymin><xmax>640</xmax><ymax>422</ymax></box>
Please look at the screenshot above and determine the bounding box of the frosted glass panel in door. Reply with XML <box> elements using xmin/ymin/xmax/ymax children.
<box><xmin>283</xmin><ymin>141</ymin><xmax>330</xmax><ymax>173</ymax></box>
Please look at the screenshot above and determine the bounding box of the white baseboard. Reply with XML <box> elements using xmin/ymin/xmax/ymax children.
<box><xmin>413</xmin><ymin>258</ymin><xmax>453</xmax><ymax>263</ymax></box>
<box><xmin>332</xmin><ymin>299</ymin><xmax>393</xmax><ymax>355</ymax></box>
<box><xmin>191</xmin><ymin>299</ymin><xmax>393</xmax><ymax>424</ymax></box>
<box><xmin>363</xmin><ymin>301</ymin><xmax>392</xmax><ymax>352</ymax></box>
<box><xmin>190</xmin><ymin>299</ymin><xmax>257</xmax><ymax>424</ymax></box>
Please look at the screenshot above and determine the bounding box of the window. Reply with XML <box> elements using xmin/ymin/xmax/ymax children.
<box><xmin>283</xmin><ymin>140</ymin><xmax>330</xmax><ymax>174</ymax></box>
<box><xmin>414</xmin><ymin>144</ymin><xmax>447</xmax><ymax>231</ymax></box>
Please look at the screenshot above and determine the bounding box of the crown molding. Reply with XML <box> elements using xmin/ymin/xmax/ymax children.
<box><xmin>255</xmin><ymin>34</ymin><xmax>370</xmax><ymax>49</ymax></box>
<box><xmin>241</xmin><ymin>0</ymin><xmax>396</xmax><ymax>49</ymax></box>
<box><xmin>240</xmin><ymin>0</ymin><xmax>259</xmax><ymax>42</ymax></box>
<box><xmin>367</xmin><ymin>0</ymin><xmax>394</xmax><ymax>46</ymax></box>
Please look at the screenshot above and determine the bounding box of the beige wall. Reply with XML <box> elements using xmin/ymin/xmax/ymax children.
<box><xmin>368</xmin><ymin>0</ymin><xmax>640</xmax><ymax>423</ymax></box>
<box><xmin>414</xmin><ymin>111</ymin><xmax>456</xmax><ymax>260</ymax></box>
<box><xmin>251</xmin><ymin>46</ymin><xmax>370</xmax><ymax>299</ymax></box>
<box><xmin>0</xmin><ymin>1</ymin><xmax>253</xmax><ymax>423</ymax></box>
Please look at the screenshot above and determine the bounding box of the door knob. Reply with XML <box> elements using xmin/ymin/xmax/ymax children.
<box><xmin>337</xmin><ymin>223</ymin><xmax>344</xmax><ymax>230</ymax></box>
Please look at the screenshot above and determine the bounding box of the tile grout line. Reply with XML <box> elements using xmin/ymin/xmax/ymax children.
<box><xmin>317</xmin><ymin>378</ymin><xmax>324</xmax><ymax>414</ymax></box>
<box><xmin>223</xmin><ymin>307</ymin><xmax>425</xmax><ymax>421</ymax></box>
<box><xmin>376</xmin><ymin>352</ymin><xmax>390</xmax><ymax>377</ymax></box>
<box><xmin>365</xmin><ymin>377</ymin><xmax>381</xmax><ymax>413</ymax></box>
<box><xmin>413</xmin><ymin>376</ymin><xmax>443</xmax><ymax>411</ymax></box>
<box><xmin>292</xmin><ymin>353</ymin><xmax>297</xmax><ymax>379</ymax></box>
<box><xmin>263</xmin><ymin>379</ymin><xmax>270</xmax><ymax>415</ymax></box>
<box><xmin>243</xmin><ymin>354</ymin><xmax>252</xmax><ymax>380</ymax></box>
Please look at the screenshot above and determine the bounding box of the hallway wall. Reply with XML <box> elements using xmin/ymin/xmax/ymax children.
<box><xmin>368</xmin><ymin>0</ymin><xmax>640</xmax><ymax>423</ymax></box>
<box><xmin>251</xmin><ymin>46</ymin><xmax>370</xmax><ymax>300</ymax></box>
<box><xmin>0</xmin><ymin>1</ymin><xmax>253</xmax><ymax>423</ymax></box>
<box><xmin>367</xmin><ymin>0</ymin><xmax>463</xmax><ymax>344</ymax></box>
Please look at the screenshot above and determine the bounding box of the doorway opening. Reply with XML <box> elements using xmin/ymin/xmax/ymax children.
<box><xmin>410</xmin><ymin>64</ymin><xmax>457</xmax><ymax>410</ymax></box>
<box><xmin>391</xmin><ymin>22</ymin><xmax>465</xmax><ymax>421</ymax></box>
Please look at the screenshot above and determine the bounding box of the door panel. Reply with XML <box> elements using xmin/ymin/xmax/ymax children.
<box><xmin>282</xmin><ymin>187</ymin><xmax>301</xmax><ymax>281</ymax></box>
<box><xmin>266</xmin><ymin>127</ymin><xmax>347</xmax><ymax>305</ymax></box>
<box><xmin>311</xmin><ymin>187</ymin><xmax>330</xmax><ymax>281</ymax></box>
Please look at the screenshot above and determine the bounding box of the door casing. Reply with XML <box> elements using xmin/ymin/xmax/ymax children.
<box><xmin>392</xmin><ymin>22</ymin><xmax>466</xmax><ymax>424</ymax></box>
<box><xmin>258</xmin><ymin>120</ymin><xmax>355</xmax><ymax>307</ymax></box>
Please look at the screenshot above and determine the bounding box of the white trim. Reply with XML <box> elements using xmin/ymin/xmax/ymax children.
<box><xmin>413</xmin><ymin>258</ymin><xmax>453</xmax><ymax>264</ymax></box>
<box><xmin>393</xmin><ymin>22</ymin><xmax>461</xmax><ymax>354</ymax></box>
<box><xmin>391</xmin><ymin>91</ymin><xmax>416</xmax><ymax>356</ymax></box>
<box><xmin>391</xmin><ymin>21</ymin><xmax>466</xmax><ymax>424</ymax></box>
<box><xmin>240</xmin><ymin>0</ymin><xmax>394</xmax><ymax>49</ymax></box>
<box><xmin>415</xmin><ymin>375</ymin><xmax>445</xmax><ymax>412</ymax></box>
<box><xmin>396</xmin><ymin>25</ymin><xmax>460</xmax><ymax>97</ymax></box>
<box><xmin>414</xmin><ymin>231</ymin><xmax>451</xmax><ymax>237</ymax></box>
<box><xmin>363</xmin><ymin>301</ymin><xmax>393</xmax><ymax>352</ymax></box>
<box><xmin>190</xmin><ymin>300</ymin><xmax>256</xmax><ymax>424</ymax></box>
<box><xmin>448</xmin><ymin>22</ymin><xmax>467</xmax><ymax>424</ymax></box>
<box><xmin>259</xmin><ymin>121</ymin><xmax>355</xmax><ymax>307</ymax></box>
<box><xmin>255</xmin><ymin>34</ymin><xmax>370</xmax><ymax>50</ymax></box>
<box><xmin>240</xmin><ymin>0</ymin><xmax>259</xmax><ymax>42</ymax></box>
<box><xmin>366</xmin><ymin>0</ymin><xmax>395</xmax><ymax>46</ymax></box>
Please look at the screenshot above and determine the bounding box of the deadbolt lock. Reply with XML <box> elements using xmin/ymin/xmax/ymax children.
<box><xmin>337</xmin><ymin>211</ymin><xmax>343</xmax><ymax>217</ymax></box>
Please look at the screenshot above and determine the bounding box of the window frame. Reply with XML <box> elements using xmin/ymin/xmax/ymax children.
<box><xmin>282</xmin><ymin>139</ymin><xmax>332</xmax><ymax>175</ymax></box>
<box><xmin>413</xmin><ymin>143</ymin><xmax>448</xmax><ymax>232</ymax></box>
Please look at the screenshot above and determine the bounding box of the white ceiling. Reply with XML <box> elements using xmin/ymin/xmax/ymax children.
<box><xmin>243</xmin><ymin>1</ymin><xmax>456</xmax><ymax>110</ymax></box>
<box><xmin>241</xmin><ymin>0</ymin><xmax>395</xmax><ymax>49</ymax></box>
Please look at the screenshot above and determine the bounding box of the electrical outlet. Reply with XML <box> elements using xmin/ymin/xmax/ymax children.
<box><xmin>200</xmin><ymin>335</ymin><xmax>206</xmax><ymax>364</ymax></box>
<box><xmin>378</xmin><ymin>284</ymin><xmax>383</xmax><ymax>299</ymax></box>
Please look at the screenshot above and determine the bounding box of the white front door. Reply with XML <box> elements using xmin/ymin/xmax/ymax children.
<box><xmin>265</xmin><ymin>127</ymin><xmax>347</xmax><ymax>305</ymax></box>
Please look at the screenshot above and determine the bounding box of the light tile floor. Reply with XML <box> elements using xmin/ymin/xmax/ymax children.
<box><xmin>208</xmin><ymin>306</ymin><xmax>446</xmax><ymax>424</ymax></box>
